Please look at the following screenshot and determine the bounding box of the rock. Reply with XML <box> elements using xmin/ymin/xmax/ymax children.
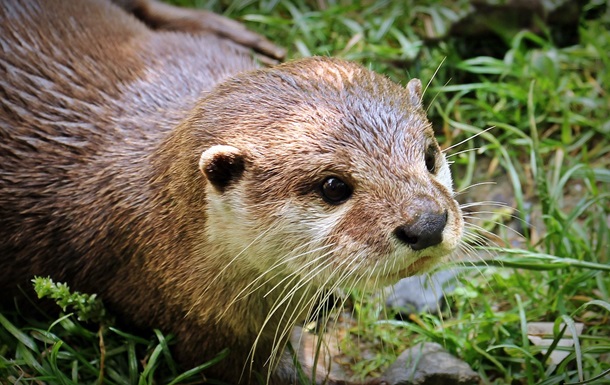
<box><xmin>383</xmin><ymin>342</ymin><xmax>479</xmax><ymax>385</ymax></box>
<box><xmin>426</xmin><ymin>0</ymin><xmax>584</xmax><ymax>47</ymax></box>
<box><xmin>385</xmin><ymin>270</ymin><xmax>458</xmax><ymax>317</ymax></box>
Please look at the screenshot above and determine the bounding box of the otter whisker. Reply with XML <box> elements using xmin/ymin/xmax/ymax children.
<box><xmin>442</xmin><ymin>126</ymin><xmax>495</xmax><ymax>153</ymax></box>
<box><xmin>299</xmin><ymin>260</ymin><xmax>365</xmax><ymax>375</ymax></box>
<box><xmin>463</xmin><ymin>208</ymin><xmax>525</xmax><ymax>223</ymax></box>
<box><xmin>454</xmin><ymin>242</ymin><xmax>500</xmax><ymax>293</ymax></box>
<box><xmin>345</xmin><ymin>259</ymin><xmax>381</xmax><ymax>350</ymax></box>
<box><xmin>262</xmin><ymin>247</ymin><xmax>337</xmax><ymax>300</ymax></box>
<box><xmin>268</xmin><ymin>272</ymin><xmax>335</xmax><ymax>362</ymax></box>
<box><xmin>423</xmin><ymin>57</ymin><xmax>447</xmax><ymax>113</ymax></box>
<box><xmin>445</xmin><ymin>147</ymin><xmax>484</xmax><ymax>159</ymax></box>
<box><xmin>459</xmin><ymin>237</ymin><xmax>499</xmax><ymax>269</ymax></box>
<box><xmin>238</xmin><ymin>249</ymin><xmax>335</xmax><ymax>367</ymax></box>
<box><xmin>224</xmin><ymin>242</ymin><xmax>336</xmax><ymax>313</ymax></box>
<box><xmin>454</xmin><ymin>181</ymin><xmax>498</xmax><ymax>194</ymax></box>
<box><xmin>249</xmin><ymin>247</ymin><xmax>341</xmax><ymax>372</ymax></box>
<box><xmin>463</xmin><ymin>221</ymin><xmax>520</xmax><ymax>246</ymax></box>
<box><xmin>189</xmin><ymin>226</ymin><xmax>275</xmax><ymax>316</ymax></box>
<box><xmin>281</xmin><ymin>251</ymin><xmax>368</xmax><ymax>372</ymax></box>
<box><xmin>257</xmin><ymin>241</ymin><xmax>337</xmax><ymax>313</ymax></box>
<box><xmin>289</xmin><ymin>257</ymin><xmax>370</xmax><ymax>372</ymax></box>
<box><xmin>262</xmin><ymin>263</ymin><xmax>349</xmax><ymax>379</ymax></box>
<box><xmin>463</xmin><ymin>215</ymin><xmax>526</xmax><ymax>241</ymax></box>
<box><xmin>459</xmin><ymin>200</ymin><xmax>515</xmax><ymax>210</ymax></box>
<box><xmin>462</xmin><ymin>229</ymin><xmax>499</xmax><ymax>250</ymax></box>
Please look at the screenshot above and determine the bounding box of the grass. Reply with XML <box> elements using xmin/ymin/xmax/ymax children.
<box><xmin>1</xmin><ymin>0</ymin><xmax>609</xmax><ymax>384</ymax></box>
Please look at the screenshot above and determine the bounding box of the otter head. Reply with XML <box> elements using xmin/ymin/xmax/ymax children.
<box><xmin>195</xmin><ymin>57</ymin><xmax>463</xmax><ymax>290</ymax></box>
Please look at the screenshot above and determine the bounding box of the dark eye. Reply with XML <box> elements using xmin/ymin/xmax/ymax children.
<box><xmin>425</xmin><ymin>144</ymin><xmax>438</xmax><ymax>174</ymax></box>
<box><xmin>320</xmin><ymin>177</ymin><xmax>352</xmax><ymax>204</ymax></box>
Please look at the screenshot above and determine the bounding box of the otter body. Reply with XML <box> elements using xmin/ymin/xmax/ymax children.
<box><xmin>0</xmin><ymin>1</ymin><xmax>463</xmax><ymax>383</ymax></box>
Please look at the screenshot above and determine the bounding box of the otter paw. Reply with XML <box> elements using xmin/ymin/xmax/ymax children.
<box><xmin>116</xmin><ymin>0</ymin><xmax>285</xmax><ymax>61</ymax></box>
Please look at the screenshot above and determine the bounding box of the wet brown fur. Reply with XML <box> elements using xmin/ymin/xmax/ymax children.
<box><xmin>0</xmin><ymin>1</ymin><xmax>462</xmax><ymax>383</ymax></box>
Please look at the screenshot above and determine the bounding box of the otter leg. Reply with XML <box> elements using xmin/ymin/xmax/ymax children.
<box><xmin>111</xmin><ymin>0</ymin><xmax>285</xmax><ymax>62</ymax></box>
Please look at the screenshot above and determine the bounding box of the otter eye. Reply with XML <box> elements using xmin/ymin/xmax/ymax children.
<box><xmin>425</xmin><ymin>144</ymin><xmax>438</xmax><ymax>174</ymax></box>
<box><xmin>320</xmin><ymin>177</ymin><xmax>352</xmax><ymax>204</ymax></box>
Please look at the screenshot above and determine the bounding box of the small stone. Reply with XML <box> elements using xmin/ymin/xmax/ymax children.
<box><xmin>383</xmin><ymin>342</ymin><xmax>479</xmax><ymax>385</ymax></box>
<box><xmin>386</xmin><ymin>270</ymin><xmax>458</xmax><ymax>316</ymax></box>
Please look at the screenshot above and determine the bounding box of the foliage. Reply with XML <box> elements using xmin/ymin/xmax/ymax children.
<box><xmin>32</xmin><ymin>277</ymin><xmax>108</xmax><ymax>324</ymax></box>
<box><xmin>1</xmin><ymin>277</ymin><xmax>226</xmax><ymax>384</ymax></box>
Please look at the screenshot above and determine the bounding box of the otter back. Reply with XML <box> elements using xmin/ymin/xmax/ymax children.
<box><xmin>0</xmin><ymin>0</ymin><xmax>255</xmax><ymax>289</ymax></box>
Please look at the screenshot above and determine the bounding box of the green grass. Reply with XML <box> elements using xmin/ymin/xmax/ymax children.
<box><xmin>0</xmin><ymin>279</ymin><xmax>228</xmax><ymax>384</ymax></box>
<box><xmin>2</xmin><ymin>0</ymin><xmax>609</xmax><ymax>384</ymax></box>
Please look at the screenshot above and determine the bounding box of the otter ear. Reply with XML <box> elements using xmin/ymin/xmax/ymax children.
<box><xmin>406</xmin><ymin>78</ymin><xmax>423</xmax><ymax>109</ymax></box>
<box><xmin>199</xmin><ymin>145</ymin><xmax>245</xmax><ymax>192</ymax></box>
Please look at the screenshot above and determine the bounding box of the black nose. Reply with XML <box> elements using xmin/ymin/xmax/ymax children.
<box><xmin>394</xmin><ymin>211</ymin><xmax>448</xmax><ymax>251</ymax></box>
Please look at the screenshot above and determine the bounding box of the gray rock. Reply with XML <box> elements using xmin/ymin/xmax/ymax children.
<box><xmin>385</xmin><ymin>270</ymin><xmax>458</xmax><ymax>316</ymax></box>
<box><xmin>383</xmin><ymin>342</ymin><xmax>479</xmax><ymax>385</ymax></box>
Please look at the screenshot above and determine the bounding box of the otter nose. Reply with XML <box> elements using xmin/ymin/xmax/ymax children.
<box><xmin>394</xmin><ymin>211</ymin><xmax>448</xmax><ymax>251</ymax></box>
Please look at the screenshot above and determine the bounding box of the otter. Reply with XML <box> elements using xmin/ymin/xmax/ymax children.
<box><xmin>0</xmin><ymin>0</ymin><xmax>464</xmax><ymax>383</ymax></box>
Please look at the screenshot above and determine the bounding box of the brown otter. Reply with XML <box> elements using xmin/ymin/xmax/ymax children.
<box><xmin>0</xmin><ymin>0</ymin><xmax>464</xmax><ymax>383</ymax></box>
